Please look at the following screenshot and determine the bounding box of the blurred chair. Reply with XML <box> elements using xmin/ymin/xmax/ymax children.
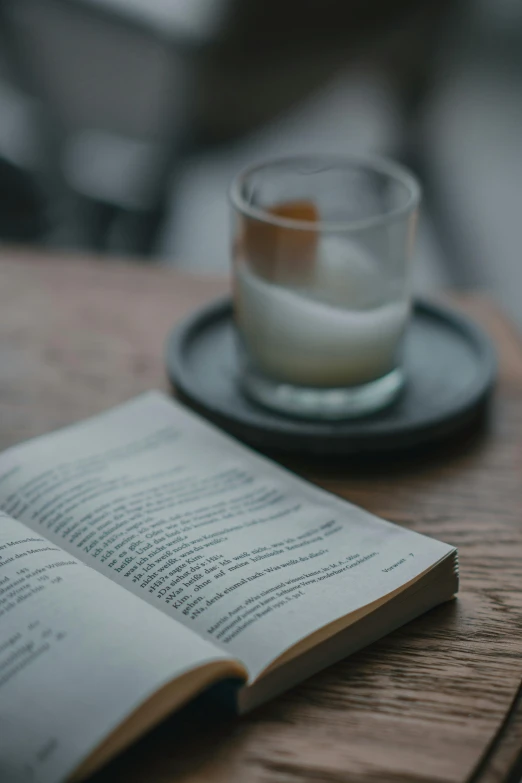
<box><xmin>0</xmin><ymin>0</ymin><xmax>454</xmax><ymax>256</ymax></box>
<box><xmin>0</xmin><ymin>0</ymin><xmax>216</xmax><ymax>253</ymax></box>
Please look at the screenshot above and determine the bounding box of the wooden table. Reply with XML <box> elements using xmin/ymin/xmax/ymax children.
<box><xmin>1</xmin><ymin>250</ymin><xmax>522</xmax><ymax>783</ymax></box>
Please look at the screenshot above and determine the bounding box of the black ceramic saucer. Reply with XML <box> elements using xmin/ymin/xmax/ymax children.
<box><xmin>165</xmin><ymin>298</ymin><xmax>496</xmax><ymax>457</ymax></box>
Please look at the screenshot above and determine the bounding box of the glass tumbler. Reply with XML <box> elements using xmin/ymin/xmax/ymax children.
<box><xmin>229</xmin><ymin>155</ymin><xmax>420</xmax><ymax>419</ymax></box>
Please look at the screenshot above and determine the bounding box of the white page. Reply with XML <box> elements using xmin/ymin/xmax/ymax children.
<box><xmin>0</xmin><ymin>392</ymin><xmax>455</xmax><ymax>680</ymax></box>
<box><xmin>0</xmin><ymin>513</ymin><xmax>234</xmax><ymax>783</ymax></box>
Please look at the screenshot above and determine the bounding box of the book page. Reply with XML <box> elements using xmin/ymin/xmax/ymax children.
<box><xmin>0</xmin><ymin>512</ymin><xmax>237</xmax><ymax>783</ymax></box>
<box><xmin>0</xmin><ymin>393</ymin><xmax>454</xmax><ymax>680</ymax></box>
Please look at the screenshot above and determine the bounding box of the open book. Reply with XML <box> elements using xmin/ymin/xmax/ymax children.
<box><xmin>0</xmin><ymin>392</ymin><xmax>458</xmax><ymax>783</ymax></box>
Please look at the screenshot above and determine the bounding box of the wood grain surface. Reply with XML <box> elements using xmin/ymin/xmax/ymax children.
<box><xmin>0</xmin><ymin>249</ymin><xmax>521</xmax><ymax>783</ymax></box>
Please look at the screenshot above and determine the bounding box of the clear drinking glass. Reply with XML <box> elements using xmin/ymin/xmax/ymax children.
<box><xmin>229</xmin><ymin>155</ymin><xmax>420</xmax><ymax>419</ymax></box>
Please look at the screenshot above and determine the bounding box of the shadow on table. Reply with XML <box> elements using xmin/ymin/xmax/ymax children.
<box><xmin>282</xmin><ymin>402</ymin><xmax>493</xmax><ymax>481</ymax></box>
<box><xmin>89</xmin><ymin>599</ymin><xmax>463</xmax><ymax>783</ymax></box>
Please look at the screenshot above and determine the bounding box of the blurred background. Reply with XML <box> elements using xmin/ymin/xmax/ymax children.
<box><xmin>0</xmin><ymin>0</ymin><xmax>520</xmax><ymax>324</ymax></box>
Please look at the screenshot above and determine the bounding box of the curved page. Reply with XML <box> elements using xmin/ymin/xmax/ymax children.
<box><xmin>0</xmin><ymin>514</ymin><xmax>238</xmax><ymax>783</ymax></box>
<box><xmin>0</xmin><ymin>393</ymin><xmax>455</xmax><ymax>682</ymax></box>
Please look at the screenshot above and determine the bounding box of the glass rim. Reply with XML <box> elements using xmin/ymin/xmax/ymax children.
<box><xmin>229</xmin><ymin>154</ymin><xmax>421</xmax><ymax>232</ymax></box>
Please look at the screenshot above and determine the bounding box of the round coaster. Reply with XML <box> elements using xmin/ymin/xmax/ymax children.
<box><xmin>165</xmin><ymin>298</ymin><xmax>496</xmax><ymax>456</ymax></box>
